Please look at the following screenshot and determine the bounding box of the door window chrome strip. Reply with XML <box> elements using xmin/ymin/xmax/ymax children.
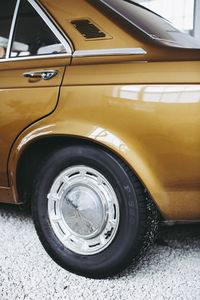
<box><xmin>0</xmin><ymin>53</ymin><xmax>71</xmax><ymax>63</ymax></box>
<box><xmin>28</xmin><ymin>0</ymin><xmax>72</xmax><ymax>55</ymax></box>
<box><xmin>6</xmin><ymin>0</ymin><xmax>21</xmax><ymax>59</ymax></box>
<box><xmin>73</xmin><ymin>48</ymin><xmax>147</xmax><ymax>58</ymax></box>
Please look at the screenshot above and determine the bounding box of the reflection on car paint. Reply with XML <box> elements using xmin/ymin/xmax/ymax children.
<box><xmin>89</xmin><ymin>127</ymin><xmax>128</xmax><ymax>154</ymax></box>
<box><xmin>114</xmin><ymin>85</ymin><xmax>200</xmax><ymax>103</ymax></box>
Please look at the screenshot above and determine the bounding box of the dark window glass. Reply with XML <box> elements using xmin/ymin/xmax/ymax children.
<box><xmin>11</xmin><ymin>0</ymin><xmax>66</xmax><ymax>58</ymax></box>
<box><xmin>99</xmin><ymin>0</ymin><xmax>200</xmax><ymax>49</ymax></box>
<box><xmin>0</xmin><ymin>0</ymin><xmax>16</xmax><ymax>59</ymax></box>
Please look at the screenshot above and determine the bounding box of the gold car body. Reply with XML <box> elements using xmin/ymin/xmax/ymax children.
<box><xmin>0</xmin><ymin>0</ymin><xmax>200</xmax><ymax>221</ymax></box>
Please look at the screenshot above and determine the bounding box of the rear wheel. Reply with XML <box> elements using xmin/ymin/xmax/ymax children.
<box><xmin>32</xmin><ymin>144</ymin><xmax>159</xmax><ymax>278</ymax></box>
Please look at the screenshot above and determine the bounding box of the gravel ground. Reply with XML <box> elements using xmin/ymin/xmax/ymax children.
<box><xmin>0</xmin><ymin>203</ymin><xmax>200</xmax><ymax>300</ymax></box>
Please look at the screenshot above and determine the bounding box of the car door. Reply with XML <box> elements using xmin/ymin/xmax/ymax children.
<box><xmin>0</xmin><ymin>0</ymin><xmax>72</xmax><ymax>186</ymax></box>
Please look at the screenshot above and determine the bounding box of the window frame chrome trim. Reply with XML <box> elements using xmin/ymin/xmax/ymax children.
<box><xmin>73</xmin><ymin>48</ymin><xmax>147</xmax><ymax>58</ymax></box>
<box><xmin>0</xmin><ymin>0</ymin><xmax>72</xmax><ymax>63</ymax></box>
<box><xmin>6</xmin><ymin>0</ymin><xmax>21</xmax><ymax>59</ymax></box>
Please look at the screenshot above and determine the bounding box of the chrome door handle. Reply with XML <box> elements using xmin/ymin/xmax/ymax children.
<box><xmin>23</xmin><ymin>69</ymin><xmax>59</xmax><ymax>80</ymax></box>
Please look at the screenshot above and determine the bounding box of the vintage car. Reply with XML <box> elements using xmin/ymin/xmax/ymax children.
<box><xmin>0</xmin><ymin>0</ymin><xmax>199</xmax><ymax>278</ymax></box>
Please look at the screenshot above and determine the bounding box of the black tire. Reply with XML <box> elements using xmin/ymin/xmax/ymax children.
<box><xmin>32</xmin><ymin>144</ymin><xmax>160</xmax><ymax>278</ymax></box>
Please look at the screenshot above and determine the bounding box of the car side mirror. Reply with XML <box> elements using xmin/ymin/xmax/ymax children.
<box><xmin>0</xmin><ymin>46</ymin><xmax>5</xmax><ymax>58</ymax></box>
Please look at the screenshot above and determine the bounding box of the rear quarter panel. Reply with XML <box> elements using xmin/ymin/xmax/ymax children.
<box><xmin>9</xmin><ymin>60</ymin><xmax>200</xmax><ymax>220</ymax></box>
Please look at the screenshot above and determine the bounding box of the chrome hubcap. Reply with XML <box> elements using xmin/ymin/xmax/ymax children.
<box><xmin>62</xmin><ymin>185</ymin><xmax>105</xmax><ymax>237</ymax></box>
<box><xmin>48</xmin><ymin>165</ymin><xmax>120</xmax><ymax>255</ymax></box>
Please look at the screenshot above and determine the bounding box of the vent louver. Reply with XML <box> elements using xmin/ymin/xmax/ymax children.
<box><xmin>70</xmin><ymin>19</ymin><xmax>111</xmax><ymax>40</ymax></box>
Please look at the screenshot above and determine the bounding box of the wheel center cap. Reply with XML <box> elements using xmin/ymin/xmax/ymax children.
<box><xmin>62</xmin><ymin>185</ymin><xmax>104</xmax><ymax>237</ymax></box>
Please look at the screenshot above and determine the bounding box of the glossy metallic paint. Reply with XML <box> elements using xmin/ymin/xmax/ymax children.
<box><xmin>7</xmin><ymin>81</ymin><xmax>200</xmax><ymax>219</ymax></box>
<box><xmin>0</xmin><ymin>0</ymin><xmax>199</xmax><ymax>221</ymax></box>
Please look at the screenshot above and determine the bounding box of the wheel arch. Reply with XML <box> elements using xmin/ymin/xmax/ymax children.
<box><xmin>12</xmin><ymin>134</ymin><xmax>161</xmax><ymax>215</ymax></box>
<box><xmin>14</xmin><ymin>135</ymin><xmax>135</xmax><ymax>200</ymax></box>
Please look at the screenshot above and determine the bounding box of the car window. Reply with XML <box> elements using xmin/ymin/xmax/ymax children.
<box><xmin>10</xmin><ymin>0</ymin><xmax>66</xmax><ymax>58</ymax></box>
<box><xmin>0</xmin><ymin>0</ymin><xmax>17</xmax><ymax>59</ymax></box>
<box><xmin>99</xmin><ymin>0</ymin><xmax>200</xmax><ymax>49</ymax></box>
